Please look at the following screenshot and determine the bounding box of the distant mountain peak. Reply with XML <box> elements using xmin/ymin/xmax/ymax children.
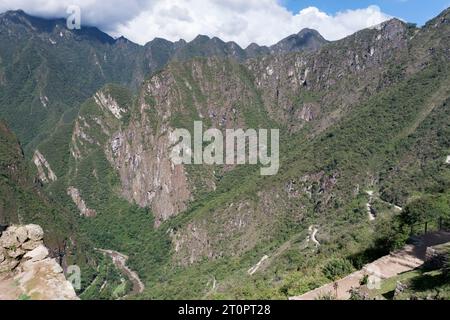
<box><xmin>1</xmin><ymin>9</ymin><xmax>65</xmax><ymax>30</ymax></box>
<box><xmin>1</xmin><ymin>9</ymin><xmax>27</xmax><ymax>18</ymax></box>
<box><xmin>115</xmin><ymin>35</ymin><xmax>129</xmax><ymax>42</ymax></box>
<box><xmin>424</xmin><ymin>6</ymin><xmax>450</xmax><ymax>27</ymax></box>
<box><xmin>151</xmin><ymin>37</ymin><xmax>173</xmax><ymax>44</ymax></box>
<box><xmin>297</xmin><ymin>28</ymin><xmax>320</xmax><ymax>35</ymax></box>
<box><xmin>193</xmin><ymin>34</ymin><xmax>211</xmax><ymax>42</ymax></box>
<box><xmin>269</xmin><ymin>28</ymin><xmax>328</xmax><ymax>55</ymax></box>
<box><xmin>1</xmin><ymin>9</ymin><xmax>18</xmax><ymax>16</ymax></box>
<box><xmin>1</xmin><ymin>9</ymin><xmax>116</xmax><ymax>44</ymax></box>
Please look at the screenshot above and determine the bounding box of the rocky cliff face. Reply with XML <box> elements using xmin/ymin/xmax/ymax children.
<box><xmin>68</xmin><ymin>84</ymin><xmax>192</xmax><ymax>225</ymax></box>
<box><xmin>109</xmin><ymin>127</ymin><xmax>191</xmax><ymax>226</ymax></box>
<box><xmin>109</xmin><ymin>58</ymin><xmax>269</xmax><ymax>223</ymax></box>
<box><xmin>67</xmin><ymin>58</ymin><xmax>274</xmax><ymax>225</ymax></box>
<box><xmin>0</xmin><ymin>224</ymin><xmax>78</xmax><ymax>300</ymax></box>
<box><xmin>247</xmin><ymin>19</ymin><xmax>410</xmax><ymax>131</ymax></box>
<box><xmin>59</xmin><ymin>14</ymin><xmax>448</xmax><ymax>237</ymax></box>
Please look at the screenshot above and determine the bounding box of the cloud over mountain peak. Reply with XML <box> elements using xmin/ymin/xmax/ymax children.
<box><xmin>0</xmin><ymin>0</ymin><xmax>392</xmax><ymax>47</ymax></box>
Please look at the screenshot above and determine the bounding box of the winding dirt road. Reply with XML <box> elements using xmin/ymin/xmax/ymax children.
<box><xmin>97</xmin><ymin>249</ymin><xmax>145</xmax><ymax>296</ymax></box>
<box><xmin>248</xmin><ymin>255</ymin><xmax>269</xmax><ymax>275</ymax></box>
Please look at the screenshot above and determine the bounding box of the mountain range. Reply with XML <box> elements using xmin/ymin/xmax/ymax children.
<box><xmin>0</xmin><ymin>8</ymin><xmax>449</xmax><ymax>300</ymax></box>
<box><xmin>0</xmin><ymin>10</ymin><xmax>326</xmax><ymax>151</ymax></box>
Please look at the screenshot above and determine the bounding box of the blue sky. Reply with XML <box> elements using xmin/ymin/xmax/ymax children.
<box><xmin>282</xmin><ymin>0</ymin><xmax>450</xmax><ymax>25</ymax></box>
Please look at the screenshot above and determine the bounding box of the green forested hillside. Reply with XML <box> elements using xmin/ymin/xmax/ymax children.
<box><xmin>0</xmin><ymin>8</ymin><xmax>449</xmax><ymax>300</ymax></box>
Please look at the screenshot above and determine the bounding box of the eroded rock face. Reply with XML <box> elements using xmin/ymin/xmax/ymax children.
<box><xmin>108</xmin><ymin>58</ymin><xmax>279</xmax><ymax>225</ymax></box>
<box><xmin>32</xmin><ymin>150</ymin><xmax>57</xmax><ymax>183</ymax></box>
<box><xmin>94</xmin><ymin>91</ymin><xmax>127</xmax><ymax>120</ymax></box>
<box><xmin>67</xmin><ymin>187</ymin><xmax>97</xmax><ymax>217</ymax></box>
<box><xmin>69</xmin><ymin>85</ymin><xmax>192</xmax><ymax>226</ymax></box>
<box><xmin>108</xmin><ymin>128</ymin><xmax>191</xmax><ymax>226</ymax></box>
<box><xmin>0</xmin><ymin>224</ymin><xmax>78</xmax><ymax>300</ymax></box>
<box><xmin>247</xmin><ymin>19</ymin><xmax>410</xmax><ymax>131</ymax></box>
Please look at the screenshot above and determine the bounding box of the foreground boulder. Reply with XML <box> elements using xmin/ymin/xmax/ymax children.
<box><xmin>0</xmin><ymin>224</ymin><xmax>78</xmax><ymax>300</ymax></box>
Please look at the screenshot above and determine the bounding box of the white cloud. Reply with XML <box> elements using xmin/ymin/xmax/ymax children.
<box><xmin>0</xmin><ymin>0</ymin><xmax>152</xmax><ymax>31</ymax></box>
<box><xmin>0</xmin><ymin>0</ymin><xmax>393</xmax><ymax>47</ymax></box>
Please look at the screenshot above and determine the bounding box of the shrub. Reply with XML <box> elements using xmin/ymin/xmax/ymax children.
<box><xmin>322</xmin><ymin>258</ymin><xmax>354</xmax><ymax>281</ymax></box>
<box><xmin>360</xmin><ymin>274</ymin><xmax>369</xmax><ymax>286</ymax></box>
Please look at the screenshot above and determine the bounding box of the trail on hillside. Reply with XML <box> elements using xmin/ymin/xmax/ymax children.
<box><xmin>366</xmin><ymin>190</ymin><xmax>402</xmax><ymax>221</ymax></box>
<box><xmin>247</xmin><ymin>255</ymin><xmax>269</xmax><ymax>275</ymax></box>
<box><xmin>97</xmin><ymin>249</ymin><xmax>145</xmax><ymax>297</ymax></box>
<box><xmin>366</xmin><ymin>191</ymin><xmax>376</xmax><ymax>221</ymax></box>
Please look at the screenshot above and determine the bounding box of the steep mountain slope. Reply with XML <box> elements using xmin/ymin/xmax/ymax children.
<box><xmin>0</xmin><ymin>120</ymin><xmax>137</xmax><ymax>300</ymax></box>
<box><xmin>0</xmin><ymin>120</ymin><xmax>27</xmax><ymax>224</ymax></box>
<box><xmin>60</xmin><ymin>18</ymin><xmax>412</xmax><ymax>226</ymax></box>
<box><xmin>0</xmin><ymin>119</ymin><xmax>86</xmax><ymax>266</ymax></box>
<box><xmin>27</xmin><ymin>8</ymin><xmax>448</xmax><ymax>300</ymax></box>
<box><xmin>0</xmin><ymin>120</ymin><xmax>70</xmax><ymax>232</ymax></box>
<box><xmin>0</xmin><ymin>10</ymin><xmax>151</xmax><ymax>150</ymax></box>
<box><xmin>1</xmin><ymin>8</ymin><xmax>449</xmax><ymax>300</ymax></box>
